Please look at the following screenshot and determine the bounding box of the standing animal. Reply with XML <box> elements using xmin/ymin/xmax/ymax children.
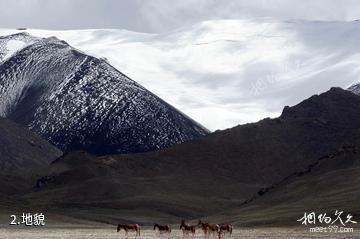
<box><xmin>198</xmin><ymin>220</ymin><xmax>220</xmax><ymax>239</ymax></box>
<box><xmin>154</xmin><ymin>223</ymin><xmax>171</xmax><ymax>237</ymax></box>
<box><xmin>197</xmin><ymin>220</ymin><xmax>209</xmax><ymax>237</ymax></box>
<box><xmin>219</xmin><ymin>224</ymin><xmax>233</xmax><ymax>238</ymax></box>
<box><xmin>180</xmin><ymin>219</ymin><xmax>196</xmax><ymax>238</ymax></box>
<box><xmin>117</xmin><ymin>224</ymin><xmax>141</xmax><ymax>238</ymax></box>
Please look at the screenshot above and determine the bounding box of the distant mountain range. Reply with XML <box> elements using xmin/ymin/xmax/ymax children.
<box><xmin>3</xmin><ymin>19</ymin><xmax>360</xmax><ymax>130</ymax></box>
<box><xmin>0</xmin><ymin>33</ymin><xmax>208</xmax><ymax>155</ymax></box>
<box><xmin>22</xmin><ymin>87</ymin><xmax>360</xmax><ymax>225</ymax></box>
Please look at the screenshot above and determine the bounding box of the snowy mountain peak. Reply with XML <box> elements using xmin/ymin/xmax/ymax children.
<box><xmin>348</xmin><ymin>83</ymin><xmax>360</xmax><ymax>95</ymax></box>
<box><xmin>0</xmin><ymin>33</ymin><xmax>208</xmax><ymax>155</ymax></box>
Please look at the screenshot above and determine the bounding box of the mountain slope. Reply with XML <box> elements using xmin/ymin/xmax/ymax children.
<box><xmin>0</xmin><ymin>33</ymin><xmax>208</xmax><ymax>155</ymax></box>
<box><xmin>0</xmin><ymin>117</ymin><xmax>61</xmax><ymax>172</ymax></box>
<box><xmin>209</xmin><ymin>144</ymin><xmax>360</xmax><ymax>226</ymax></box>
<box><xmin>0</xmin><ymin>117</ymin><xmax>61</xmax><ymax>195</ymax></box>
<box><xmin>23</xmin><ymin>87</ymin><xmax>360</xmax><ymax>224</ymax></box>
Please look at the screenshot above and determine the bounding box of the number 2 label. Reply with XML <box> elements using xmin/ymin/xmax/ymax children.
<box><xmin>10</xmin><ymin>215</ymin><xmax>17</xmax><ymax>225</ymax></box>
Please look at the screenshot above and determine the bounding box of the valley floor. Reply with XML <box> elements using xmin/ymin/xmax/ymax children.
<box><xmin>0</xmin><ymin>227</ymin><xmax>359</xmax><ymax>239</ymax></box>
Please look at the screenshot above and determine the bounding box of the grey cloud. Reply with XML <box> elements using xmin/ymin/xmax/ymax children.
<box><xmin>0</xmin><ymin>0</ymin><xmax>143</xmax><ymax>30</ymax></box>
<box><xmin>1</xmin><ymin>0</ymin><xmax>360</xmax><ymax>32</ymax></box>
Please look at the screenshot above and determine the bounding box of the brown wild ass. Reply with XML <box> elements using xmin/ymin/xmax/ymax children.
<box><xmin>117</xmin><ymin>224</ymin><xmax>141</xmax><ymax>238</ymax></box>
<box><xmin>180</xmin><ymin>219</ymin><xmax>196</xmax><ymax>238</ymax></box>
<box><xmin>154</xmin><ymin>223</ymin><xmax>171</xmax><ymax>237</ymax></box>
<box><xmin>198</xmin><ymin>220</ymin><xmax>220</xmax><ymax>239</ymax></box>
<box><xmin>219</xmin><ymin>224</ymin><xmax>233</xmax><ymax>238</ymax></box>
<box><xmin>197</xmin><ymin>220</ymin><xmax>209</xmax><ymax>237</ymax></box>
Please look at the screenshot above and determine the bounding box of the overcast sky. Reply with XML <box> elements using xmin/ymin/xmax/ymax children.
<box><xmin>1</xmin><ymin>0</ymin><xmax>360</xmax><ymax>32</ymax></box>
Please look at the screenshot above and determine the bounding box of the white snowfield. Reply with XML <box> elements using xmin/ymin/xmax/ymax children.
<box><xmin>1</xmin><ymin>18</ymin><xmax>360</xmax><ymax>130</ymax></box>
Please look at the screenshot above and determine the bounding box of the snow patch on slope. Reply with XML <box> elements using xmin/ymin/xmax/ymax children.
<box><xmin>3</xmin><ymin>40</ymin><xmax>26</xmax><ymax>60</ymax></box>
<box><xmin>348</xmin><ymin>83</ymin><xmax>360</xmax><ymax>95</ymax></box>
<box><xmin>0</xmin><ymin>33</ymin><xmax>35</xmax><ymax>63</ymax></box>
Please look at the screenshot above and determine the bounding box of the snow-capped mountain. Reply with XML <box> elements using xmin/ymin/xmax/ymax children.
<box><xmin>0</xmin><ymin>33</ymin><xmax>208</xmax><ymax>155</ymax></box>
<box><xmin>2</xmin><ymin>19</ymin><xmax>360</xmax><ymax>130</ymax></box>
<box><xmin>348</xmin><ymin>83</ymin><xmax>360</xmax><ymax>95</ymax></box>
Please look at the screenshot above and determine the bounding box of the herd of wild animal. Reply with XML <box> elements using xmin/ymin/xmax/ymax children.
<box><xmin>117</xmin><ymin>220</ymin><xmax>233</xmax><ymax>238</ymax></box>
